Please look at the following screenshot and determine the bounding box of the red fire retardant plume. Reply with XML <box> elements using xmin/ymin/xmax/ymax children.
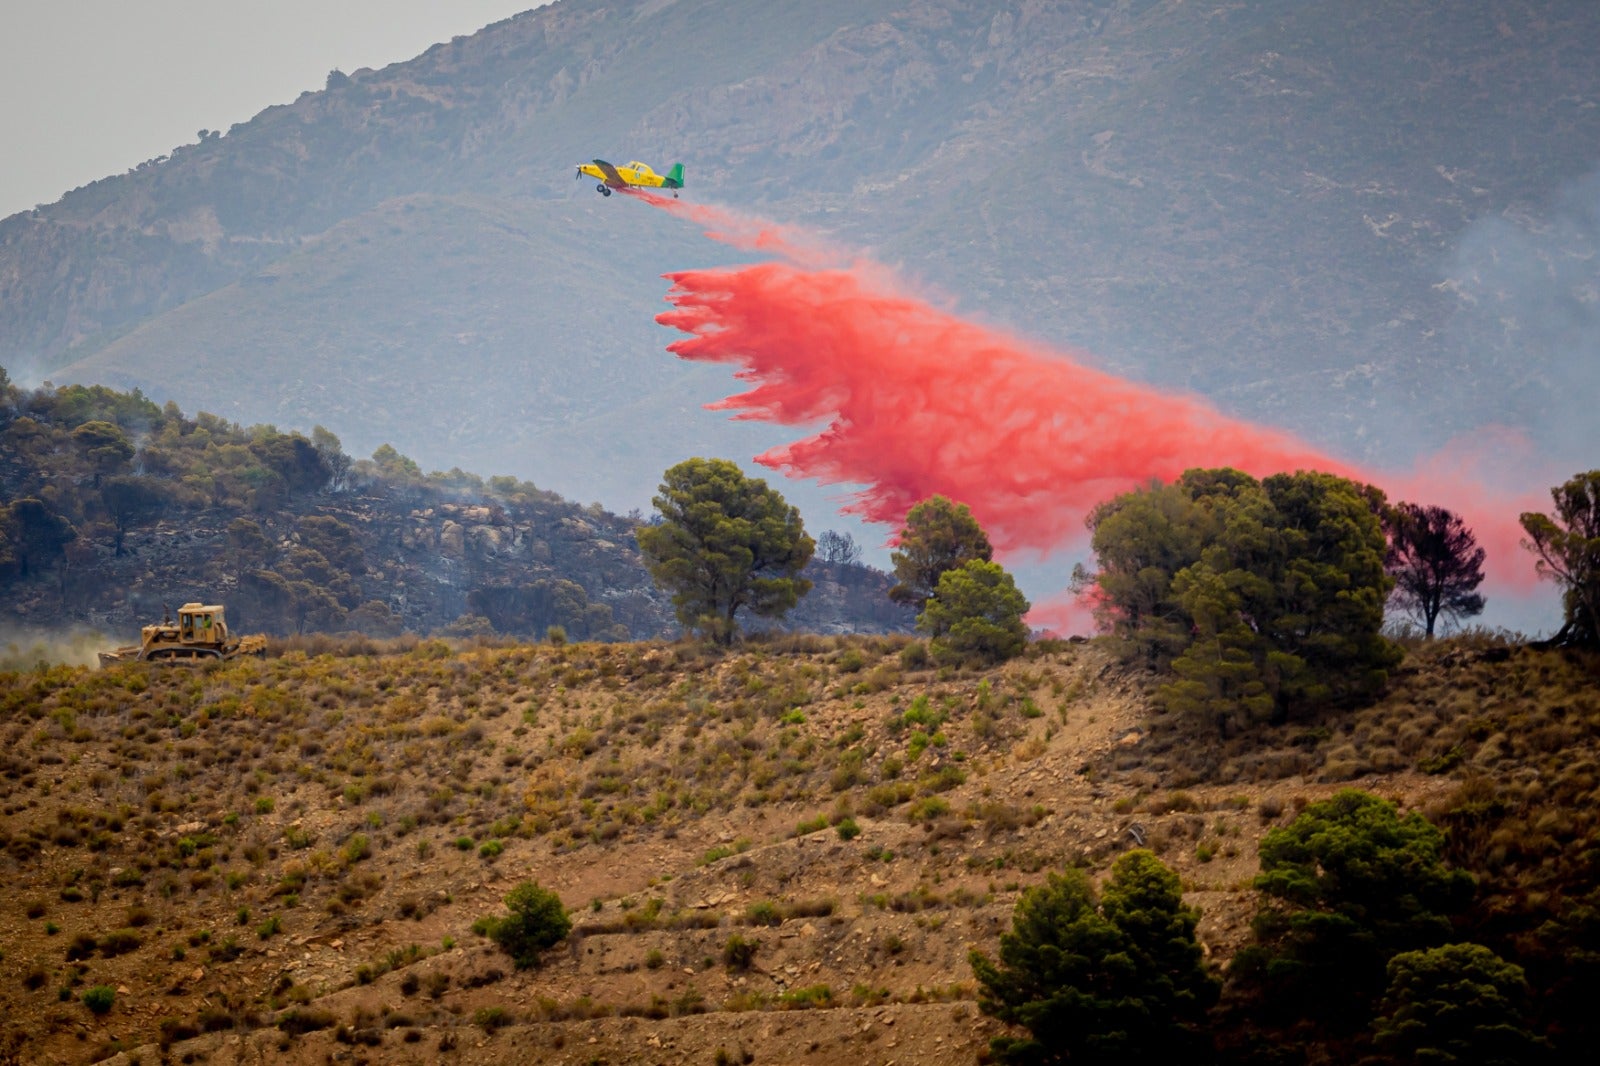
<box><xmin>635</xmin><ymin>191</ymin><xmax>1545</xmax><ymax>593</ymax></box>
<box><xmin>658</xmin><ymin>260</ymin><xmax>1372</xmax><ymax>552</ymax></box>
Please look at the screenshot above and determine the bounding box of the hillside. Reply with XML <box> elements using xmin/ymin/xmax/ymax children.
<box><xmin>1</xmin><ymin>634</ymin><xmax>1595</xmax><ymax>1063</ymax></box>
<box><xmin>2</xmin><ymin>0</ymin><xmax>1595</xmax><ymax>517</ymax></box>
<box><xmin>0</xmin><ymin>379</ymin><xmax>907</xmax><ymax>642</ymax></box>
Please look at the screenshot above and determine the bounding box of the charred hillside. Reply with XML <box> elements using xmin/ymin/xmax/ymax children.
<box><xmin>0</xmin><ymin>378</ymin><xmax>909</xmax><ymax>642</ymax></box>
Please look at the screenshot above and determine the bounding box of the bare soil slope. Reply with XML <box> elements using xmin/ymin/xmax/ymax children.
<box><xmin>2</xmin><ymin>635</ymin><xmax>1585</xmax><ymax>1064</ymax></box>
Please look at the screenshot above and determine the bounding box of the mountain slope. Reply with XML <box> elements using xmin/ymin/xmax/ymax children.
<box><xmin>4</xmin><ymin>0</ymin><xmax>1596</xmax><ymax>517</ymax></box>
<box><xmin>50</xmin><ymin>193</ymin><xmax>780</xmax><ymax>505</ymax></box>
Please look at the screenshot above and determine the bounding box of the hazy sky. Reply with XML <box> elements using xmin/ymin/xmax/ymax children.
<box><xmin>0</xmin><ymin>1</ymin><xmax>546</xmax><ymax>219</ymax></box>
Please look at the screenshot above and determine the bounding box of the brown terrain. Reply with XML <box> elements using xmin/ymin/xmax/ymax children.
<box><xmin>0</xmin><ymin>632</ymin><xmax>1586</xmax><ymax>1065</ymax></box>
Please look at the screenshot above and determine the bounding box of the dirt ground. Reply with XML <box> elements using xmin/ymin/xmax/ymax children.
<box><xmin>0</xmin><ymin>640</ymin><xmax>1463</xmax><ymax>1065</ymax></box>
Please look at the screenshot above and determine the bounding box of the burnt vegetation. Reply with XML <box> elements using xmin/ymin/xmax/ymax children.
<box><xmin>0</xmin><ymin>375</ymin><xmax>904</xmax><ymax>642</ymax></box>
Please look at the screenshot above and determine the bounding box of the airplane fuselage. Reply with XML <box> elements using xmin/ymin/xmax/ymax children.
<box><xmin>576</xmin><ymin>159</ymin><xmax>684</xmax><ymax>197</ymax></box>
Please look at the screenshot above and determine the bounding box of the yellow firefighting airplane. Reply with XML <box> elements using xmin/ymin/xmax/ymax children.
<box><xmin>575</xmin><ymin>158</ymin><xmax>684</xmax><ymax>198</ymax></box>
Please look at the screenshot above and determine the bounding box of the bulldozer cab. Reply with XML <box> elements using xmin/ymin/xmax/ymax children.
<box><xmin>177</xmin><ymin>603</ymin><xmax>227</xmax><ymax>645</ymax></box>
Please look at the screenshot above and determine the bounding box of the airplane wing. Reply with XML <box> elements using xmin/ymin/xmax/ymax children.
<box><xmin>592</xmin><ymin>159</ymin><xmax>627</xmax><ymax>188</ymax></box>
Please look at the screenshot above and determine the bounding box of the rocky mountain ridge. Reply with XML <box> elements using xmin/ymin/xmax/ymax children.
<box><xmin>3</xmin><ymin>0</ymin><xmax>1596</xmax><ymax>517</ymax></box>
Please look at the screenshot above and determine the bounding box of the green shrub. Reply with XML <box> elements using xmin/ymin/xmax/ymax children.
<box><xmin>486</xmin><ymin>882</ymin><xmax>571</xmax><ymax>969</ymax></box>
<box><xmin>778</xmin><ymin>984</ymin><xmax>834</xmax><ymax>1009</ymax></box>
<box><xmin>99</xmin><ymin>928</ymin><xmax>142</xmax><ymax>957</ymax></box>
<box><xmin>865</xmin><ymin>781</ymin><xmax>914</xmax><ymax>812</ymax></box>
<box><xmin>698</xmin><ymin>838</ymin><xmax>751</xmax><ymax>866</ymax></box>
<box><xmin>899</xmin><ymin>642</ymin><xmax>930</xmax><ymax>670</ymax></box>
<box><xmin>81</xmin><ymin>985</ymin><xmax>115</xmax><ymax>1015</ymax></box>
<box><xmin>902</xmin><ymin>694</ymin><xmax>945</xmax><ymax>730</ymax></box>
<box><xmin>746</xmin><ymin>900</ymin><xmax>782</xmax><ymax>927</ymax></box>
<box><xmin>474</xmin><ymin>1006</ymin><xmax>514</xmax><ymax>1032</ymax></box>
<box><xmin>921</xmin><ymin>764</ymin><xmax>966</xmax><ymax>792</ymax></box>
<box><xmin>342</xmin><ymin>834</ymin><xmax>371</xmax><ymax>864</ymax></box>
<box><xmin>278</xmin><ymin>1008</ymin><xmax>336</xmax><ymax>1035</ymax></box>
<box><xmin>722</xmin><ymin>934</ymin><xmax>759</xmax><ymax>971</ymax></box>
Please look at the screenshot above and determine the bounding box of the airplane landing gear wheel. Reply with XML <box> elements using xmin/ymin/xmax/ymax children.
<box><xmin>598</xmin><ymin>184</ymin><xmax>611</xmax><ymax>197</ymax></box>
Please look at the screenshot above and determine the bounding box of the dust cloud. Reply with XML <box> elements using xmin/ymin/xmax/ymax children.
<box><xmin>1</xmin><ymin>625</ymin><xmax>117</xmax><ymax>671</ymax></box>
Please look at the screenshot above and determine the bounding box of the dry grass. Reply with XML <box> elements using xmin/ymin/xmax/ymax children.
<box><xmin>0</xmin><ymin>636</ymin><xmax>1074</xmax><ymax>1062</ymax></box>
<box><xmin>2</xmin><ymin>633</ymin><xmax>1586</xmax><ymax>1063</ymax></box>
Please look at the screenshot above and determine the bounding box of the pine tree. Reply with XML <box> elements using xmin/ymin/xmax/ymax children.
<box><xmin>636</xmin><ymin>458</ymin><xmax>814</xmax><ymax>644</ymax></box>
<box><xmin>889</xmin><ymin>495</ymin><xmax>992</xmax><ymax>610</ymax></box>
<box><xmin>971</xmin><ymin>851</ymin><xmax>1218</xmax><ymax>1065</ymax></box>
<box><xmin>1386</xmin><ymin>502</ymin><xmax>1487</xmax><ymax>638</ymax></box>
<box><xmin>1520</xmin><ymin>470</ymin><xmax>1600</xmax><ymax>646</ymax></box>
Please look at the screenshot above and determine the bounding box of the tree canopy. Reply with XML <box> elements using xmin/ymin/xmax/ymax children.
<box><xmin>1236</xmin><ymin>790</ymin><xmax>1476</xmax><ymax>1029</ymax></box>
<box><xmin>1386</xmin><ymin>502</ymin><xmax>1486</xmax><ymax>638</ymax></box>
<box><xmin>1372</xmin><ymin>943</ymin><xmax>1546</xmax><ymax>1066</ymax></box>
<box><xmin>1520</xmin><ymin>470</ymin><xmax>1600</xmax><ymax>646</ymax></box>
<box><xmin>636</xmin><ymin>458</ymin><xmax>815</xmax><ymax>644</ymax></box>
<box><xmin>918</xmin><ymin>558</ymin><xmax>1030</xmax><ymax>663</ymax></box>
<box><xmin>1087</xmin><ymin>468</ymin><xmax>1399</xmax><ymax>732</ymax></box>
<box><xmin>971</xmin><ymin>850</ymin><xmax>1218</xmax><ymax>1065</ymax></box>
<box><xmin>70</xmin><ymin>420</ymin><xmax>134</xmax><ymax>484</ymax></box>
<box><xmin>4</xmin><ymin>498</ymin><xmax>76</xmax><ymax>578</ymax></box>
<box><xmin>889</xmin><ymin>495</ymin><xmax>993</xmax><ymax>610</ymax></box>
<box><xmin>100</xmin><ymin>476</ymin><xmax>167</xmax><ymax>556</ymax></box>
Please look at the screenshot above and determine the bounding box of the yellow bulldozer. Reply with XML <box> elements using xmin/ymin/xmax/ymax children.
<box><xmin>98</xmin><ymin>603</ymin><xmax>267</xmax><ymax>665</ymax></box>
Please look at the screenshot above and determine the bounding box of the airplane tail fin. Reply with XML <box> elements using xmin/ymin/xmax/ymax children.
<box><xmin>665</xmin><ymin>163</ymin><xmax>685</xmax><ymax>189</ymax></box>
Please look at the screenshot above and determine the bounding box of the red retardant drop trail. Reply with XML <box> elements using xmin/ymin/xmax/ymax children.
<box><xmin>633</xmin><ymin>191</ymin><xmax>1547</xmax><ymax>592</ymax></box>
<box><xmin>658</xmin><ymin>260</ymin><xmax>1368</xmax><ymax>551</ymax></box>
